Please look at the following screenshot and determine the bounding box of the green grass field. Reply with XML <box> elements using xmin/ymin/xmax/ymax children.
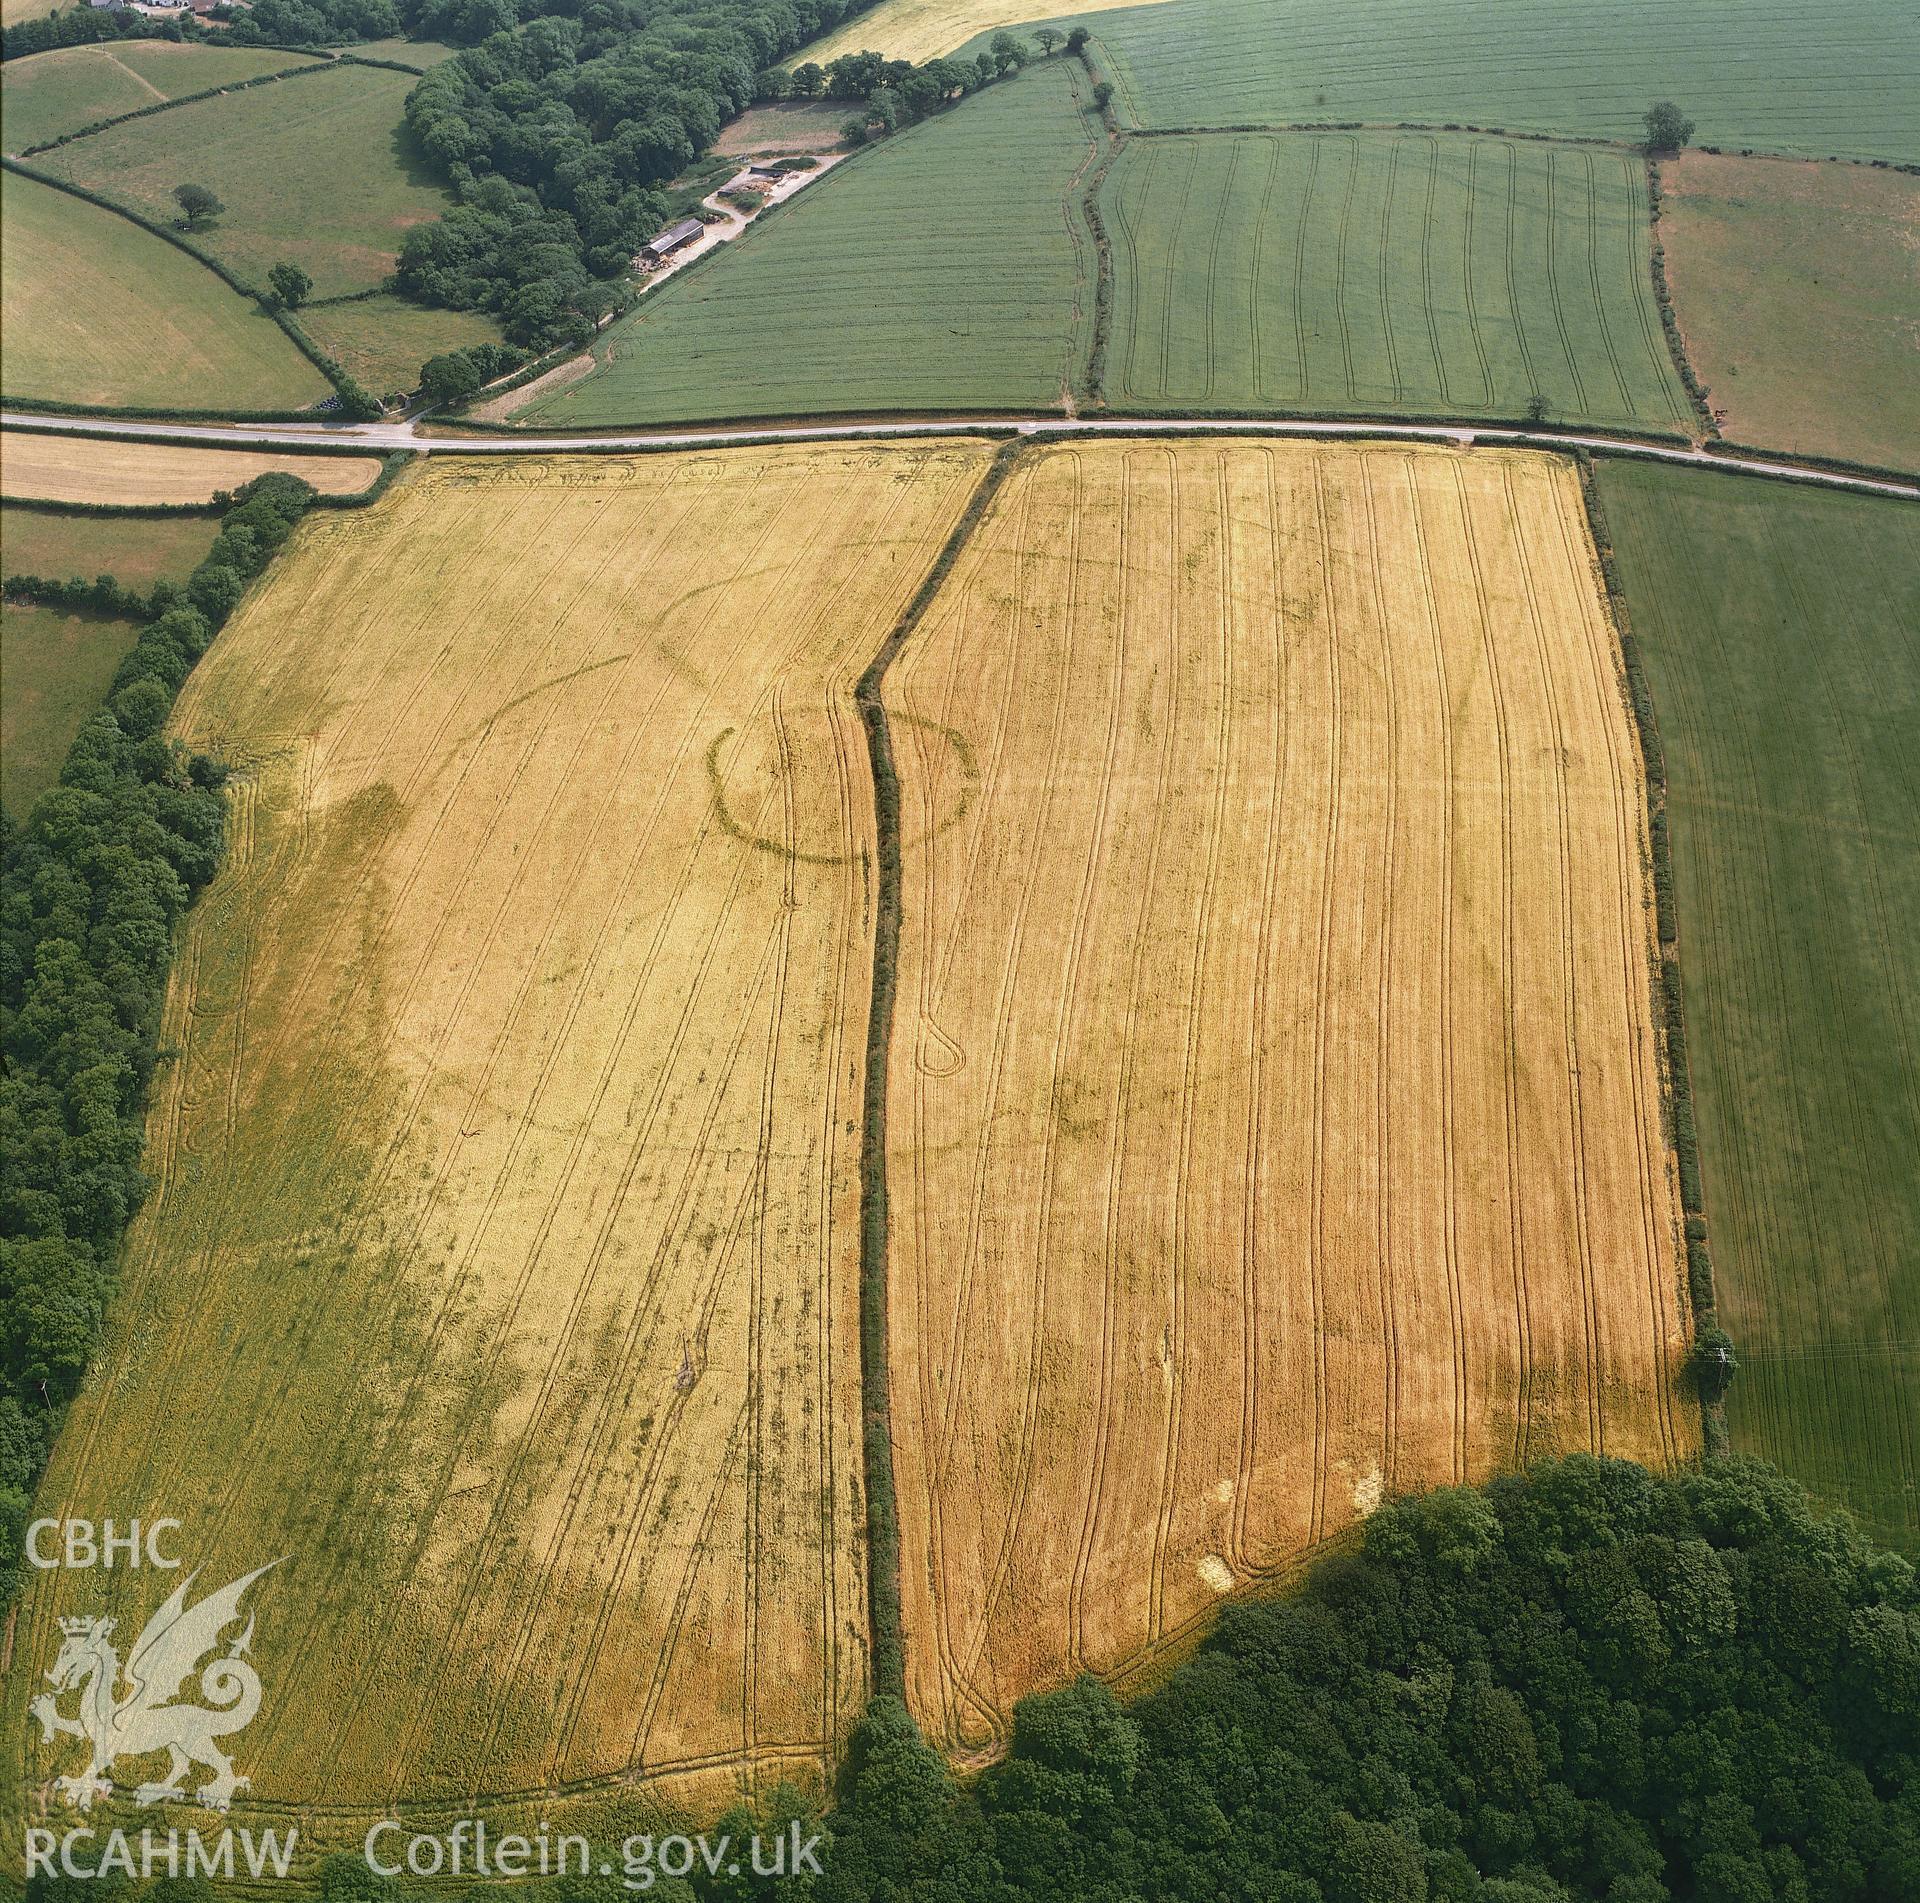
<box><xmin>0</xmin><ymin>598</ymin><xmax>141</xmax><ymax>816</ymax></box>
<box><xmin>1</xmin><ymin>40</ymin><xmax>311</xmax><ymax>155</ymax></box>
<box><xmin>1</xmin><ymin>172</ymin><xmax>330</xmax><ymax>410</ymax></box>
<box><xmin>36</xmin><ymin>62</ymin><xmax>452</xmax><ymax>298</ymax></box>
<box><xmin>520</xmin><ymin>60</ymin><xmax>1098</xmax><ymax>426</ymax></box>
<box><xmin>350</xmin><ymin>37</ymin><xmax>464</xmax><ymax>68</ymax></box>
<box><xmin>1</xmin><ymin>504</ymin><xmax>219</xmax><ymax>588</ymax></box>
<box><xmin>1659</xmin><ymin>153</ymin><xmax>1920</xmax><ymax>472</ymax></box>
<box><xmin>1600</xmin><ymin>462</ymin><xmax>1920</xmax><ymax>1550</ymax></box>
<box><xmin>298</xmin><ymin>294</ymin><xmax>503</xmax><ymax>400</ymax></box>
<box><xmin>1025</xmin><ymin>0</ymin><xmax>1919</xmax><ymax>161</ymax></box>
<box><xmin>1105</xmin><ymin>130</ymin><xmax>1691</xmax><ymax>428</ymax></box>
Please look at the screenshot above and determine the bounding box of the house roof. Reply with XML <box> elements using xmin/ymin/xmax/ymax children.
<box><xmin>646</xmin><ymin>217</ymin><xmax>706</xmax><ymax>252</ymax></box>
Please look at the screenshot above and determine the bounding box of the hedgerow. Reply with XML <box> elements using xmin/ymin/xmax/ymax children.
<box><xmin>0</xmin><ymin>467</ymin><xmax>392</xmax><ymax>1605</ymax></box>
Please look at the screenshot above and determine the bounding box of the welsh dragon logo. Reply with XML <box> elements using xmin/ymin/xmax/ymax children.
<box><xmin>31</xmin><ymin>1560</ymin><xmax>280</xmax><ymax>1812</ymax></box>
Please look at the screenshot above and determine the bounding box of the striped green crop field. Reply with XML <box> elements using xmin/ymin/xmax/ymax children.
<box><xmin>517</xmin><ymin>60</ymin><xmax>1098</xmax><ymax>427</ymax></box>
<box><xmin>1104</xmin><ymin>130</ymin><xmax>1691</xmax><ymax>430</ymax></box>
<box><xmin>1600</xmin><ymin>462</ymin><xmax>1920</xmax><ymax>1550</ymax></box>
<box><xmin>1027</xmin><ymin>0</ymin><xmax>1919</xmax><ymax>162</ymax></box>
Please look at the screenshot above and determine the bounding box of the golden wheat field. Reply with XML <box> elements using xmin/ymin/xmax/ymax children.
<box><xmin>0</xmin><ymin>431</ymin><xmax>382</xmax><ymax>505</ymax></box>
<box><xmin>8</xmin><ymin>443</ymin><xmax>992</xmax><ymax>1834</ymax></box>
<box><xmin>883</xmin><ymin>438</ymin><xmax>1694</xmax><ymax>1751</ymax></box>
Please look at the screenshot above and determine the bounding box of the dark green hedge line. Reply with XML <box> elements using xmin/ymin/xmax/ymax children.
<box><xmin>0</xmin><ymin>572</ymin><xmax>153</xmax><ymax>620</ymax></box>
<box><xmin>1</xmin><ymin>394</ymin><xmax>336</xmax><ymax>425</ymax></box>
<box><xmin>0</xmin><ymin>469</ymin><xmax>328</xmax><ymax>1605</ymax></box>
<box><xmin>1645</xmin><ymin>158</ymin><xmax>1718</xmax><ymax>439</ymax></box>
<box><xmin>1574</xmin><ymin>452</ymin><xmax>1726</xmax><ymax>1447</ymax></box>
<box><xmin>17</xmin><ymin>59</ymin><xmax>332</xmax><ymax>157</ymax></box>
<box><xmin>1649</xmin><ymin>808</ymin><xmax>1677</xmax><ymax>944</ymax></box>
<box><xmin>302</xmin><ymin>284</ymin><xmax>396</xmax><ymax>310</ymax></box>
<box><xmin>1706</xmin><ymin>440</ymin><xmax>1920</xmax><ymax>486</ymax></box>
<box><xmin>0</xmin><ymin>493</ymin><xmax>221</xmax><ymax>521</ymax></box>
<box><xmin>1131</xmin><ymin>118</ymin><xmax>1632</xmax><ymax>150</ymax></box>
<box><xmin>852</xmin><ymin>441</ymin><xmax>1022</xmax><ymax>1697</ymax></box>
<box><xmin>0</xmin><ymin>421</ymin><xmax>381</xmax><ymax>459</ymax></box>
<box><xmin>1074</xmin><ymin>51</ymin><xmax>1120</xmax><ymax>405</ymax></box>
<box><xmin>333</xmin><ymin>53</ymin><xmax>429</xmax><ymax>74</ymax></box>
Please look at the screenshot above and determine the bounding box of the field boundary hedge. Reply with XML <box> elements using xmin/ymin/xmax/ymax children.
<box><xmin>0</xmin><ymin>460</ymin><xmax>384</xmax><ymax>1609</ymax></box>
<box><xmin>852</xmin><ymin>439</ymin><xmax>1022</xmax><ymax>1698</ymax></box>
<box><xmin>0</xmin><ymin>492</ymin><xmax>223</xmax><ymax>521</ymax></box>
<box><xmin>1073</xmin><ymin>46</ymin><xmax>1123</xmax><ymax>405</ymax></box>
<box><xmin>1707</xmin><ymin>439</ymin><xmax>1920</xmax><ymax>486</ymax></box>
<box><xmin>0</xmin><ymin>418</ymin><xmax>385</xmax><ymax>458</ymax></box>
<box><xmin>14</xmin><ymin>57</ymin><xmax>334</xmax><ymax>157</ymax></box>
<box><xmin>1645</xmin><ymin>157</ymin><xmax>1719</xmax><ymax>441</ymax></box>
<box><xmin>1574</xmin><ymin>450</ymin><xmax>1730</xmax><ymax>1453</ymax></box>
<box><xmin>1130</xmin><ymin>118</ymin><xmax>1634</xmax><ymax>150</ymax></box>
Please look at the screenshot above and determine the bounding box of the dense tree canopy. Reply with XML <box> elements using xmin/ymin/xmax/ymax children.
<box><xmin>0</xmin><ymin>475</ymin><xmax>320</xmax><ymax>1605</ymax></box>
<box><xmin>810</xmin><ymin>1456</ymin><xmax>1918</xmax><ymax>1903</ymax></box>
<box><xmin>385</xmin><ymin>0</ymin><xmax>887</xmax><ymax>341</ymax></box>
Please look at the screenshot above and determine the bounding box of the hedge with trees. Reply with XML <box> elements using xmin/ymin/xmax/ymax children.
<box><xmin>0</xmin><ymin>474</ymin><xmax>321</xmax><ymax>1607</ymax></box>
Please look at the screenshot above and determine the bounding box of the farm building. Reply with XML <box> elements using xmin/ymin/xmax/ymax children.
<box><xmin>638</xmin><ymin>218</ymin><xmax>705</xmax><ymax>267</ymax></box>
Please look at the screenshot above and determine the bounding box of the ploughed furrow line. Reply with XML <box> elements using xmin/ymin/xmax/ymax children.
<box><xmin>885</xmin><ymin>438</ymin><xmax>1691</xmax><ymax>1753</ymax></box>
<box><xmin>12</xmin><ymin>443</ymin><xmax>995</xmax><ymax>1843</ymax></box>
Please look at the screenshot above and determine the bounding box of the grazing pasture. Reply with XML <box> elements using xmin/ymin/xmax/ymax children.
<box><xmin>1600</xmin><ymin>463</ymin><xmax>1920</xmax><ymax>1551</ymax></box>
<box><xmin>1050</xmin><ymin>0</ymin><xmax>1919</xmax><ymax>161</ymax></box>
<box><xmin>8</xmin><ymin>443</ymin><xmax>994</xmax><ymax>1834</ymax></box>
<box><xmin>1658</xmin><ymin>154</ymin><xmax>1920</xmax><ymax>471</ymax></box>
<box><xmin>298</xmin><ymin>292</ymin><xmax>504</xmax><ymax>399</ymax></box>
<box><xmin>0</xmin><ymin>40</ymin><xmax>311</xmax><ymax>154</ymax></box>
<box><xmin>0</xmin><ymin>173</ymin><xmax>329</xmax><ymax>411</ymax></box>
<box><xmin>1105</xmin><ymin>130</ymin><xmax>1691</xmax><ymax>429</ymax></box>
<box><xmin>0</xmin><ymin>503</ymin><xmax>219</xmax><ymax>587</ymax></box>
<box><xmin>1</xmin><ymin>432</ymin><xmax>380</xmax><ymax>504</ymax></box>
<box><xmin>518</xmin><ymin>61</ymin><xmax>1097</xmax><ymax>425</ymax></box>
<box><xmin>0</xmin><ymin>599</ymin><xmax>140</xmax><ymax>816</ymax></box>
<box><xmin>35</xmin><ymin>62</ymin><xmax>451</xmax><ymax>297</ymax></box>
<box><xmin>886</xmin><ymin>438</ymin><xmax>1692</xmax><ymax>1748</ymax></box>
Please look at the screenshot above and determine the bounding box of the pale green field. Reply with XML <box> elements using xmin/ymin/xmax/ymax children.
<box><xmin>2</xmin><ymin>40</ymin><xmax>311</xmax><ymax>154</ymax></box>
<box><xmin>1</xmin><ymin>504</ymin><xmax>219</xmax><ymax>589</ymax></box>
<box><xmin>1</xmin><ymin>598</ymin><xmax>141</xmax><ymax>816</ymax></box>
<box><xmin>36</xmin><ymin>62</ymin><xmax>451</xmax><ymax>297</ymax></box>
<box><xmin>299</xmin><ymin>294</ymin><xmax>503</xmax><ymax>399</ymax></box>
<box><xmin>1</xmin><ymin>172</ymin><xmax>329</xmax><ymax>410</ymax></box>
